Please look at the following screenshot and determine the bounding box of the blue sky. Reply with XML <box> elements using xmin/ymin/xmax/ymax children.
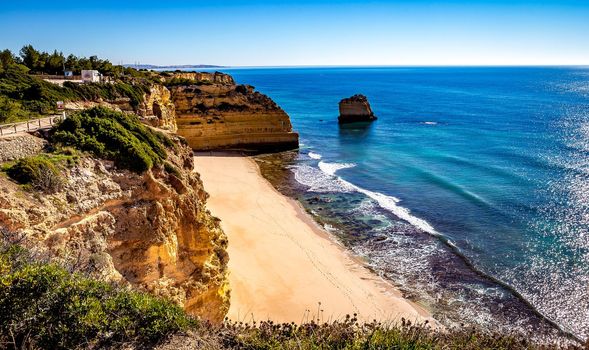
<box><xmin>1</xmin><ymin>0</ymin><xmax>588</xmax><ymax>66</ymax></box>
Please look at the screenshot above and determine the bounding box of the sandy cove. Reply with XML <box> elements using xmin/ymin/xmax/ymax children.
<box><xmin>193</xmin><ymin>154</ymin><xmax>433</xmax><ymax>324</ymax></box>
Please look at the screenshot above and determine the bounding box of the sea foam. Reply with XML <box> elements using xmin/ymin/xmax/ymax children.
<box><xmin>318</xmin><ymin>161</ymin><xmax>356</xmax><ymax>175</ymax></box>
<box><xmin>308</xmin><ymin>151</ymin><xmax>322</xmax><ymax>160</ymax></box>
<box><xmin>311</xmin><ymin>161</ymin><xmax>438</xmax><ymax>235</ymax></box>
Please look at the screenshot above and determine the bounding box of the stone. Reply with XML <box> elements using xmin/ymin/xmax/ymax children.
<box><xmin>338</xmin><ymin>94</ymin><xmax>377</xmax><ymax>123</ymax></box>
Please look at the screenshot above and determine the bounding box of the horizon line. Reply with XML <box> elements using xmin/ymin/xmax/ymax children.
<box><xmin>131</xmin><ymin>64</ymin><xmax>589</xmax><ymax>69</ymax></box>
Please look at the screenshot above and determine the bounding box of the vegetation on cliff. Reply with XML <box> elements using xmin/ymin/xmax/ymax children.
<box><xmin>0</xmin><ymin>64</ymin><xmax>152</xmax><ymax>122</ymax></box>
<box><xmin>0</xmin><ymin>239</ymin><xmax>195</xmax><ymax>349</ymax></box>
<box><xmin>9</xmin><ymin>45</ymin><xmax>126</xmax><ymax>76</ymax></box>
<box><xmin>51</xmin><ymin>107</ymin><xmax>171</xmax><ymax>172</ymax></box>
<box><xmin>163</xmin><ymin>77</ymin><xmax>213</xmax><ymax>87</ymax></box>
<box><xmin>0</xmin><ymin>236</ymin><xmax>579</xmax><ymax>349</ymax></box>
<box><xmin>4</xmin><ymin>155</ymin><xmax>64</xmax><ymax>193</ymax></box>
<box><xmin>0</xmin><ymin>46</ymin><xmax>157</xmax><ymax>123</ymax></box>
<box><xmin>2</xmin><ymin>147</ymin><xmax>81</xmax><ymax>192</ymax></box>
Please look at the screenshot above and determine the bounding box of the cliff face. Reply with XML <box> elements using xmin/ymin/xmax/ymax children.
<box><xmin>64</xmin><ymin>85</ymin><xmax>177</xmax><ymax>132</ymax></box>
<box><xmin>62</xmin><ymin>72</ymin><xmax>298</xmax><ymax>152</ymax></box>
<box><xmin>137</xmin><ymin>84</ymin><xmax>178</xmax><ymax>132</ymax></box>
<box><xmin>164</xmin><ymin>71</ymin><xmax>236</xmax><ymax>85</ymax></box>
<box><xmin>0</xmin><ymin>135</ymin><xmax>229</xmax><ymax>322</ymax></box>
<box><xmin>167</xmin><ymin>72</ymin><xmax>299</xmax><ymax>152</ymax></box>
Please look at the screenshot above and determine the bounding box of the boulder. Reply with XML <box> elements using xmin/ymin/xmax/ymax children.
<box><xmin>338</xmin><ymin>94</ymin><xmax>377</xmax><ymax>123</ymax></box>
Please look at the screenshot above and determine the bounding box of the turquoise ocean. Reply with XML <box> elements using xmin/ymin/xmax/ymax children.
<box><xmin>208</xmin><ymin>67</ymin><xmax>589</xmax><ymax>341</ymax></box>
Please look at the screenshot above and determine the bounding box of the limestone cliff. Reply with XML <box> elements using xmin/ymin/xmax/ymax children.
<box><xmin>166</xmin><ymin>72</ymin><xmax>299</xmax><ymax>152</ymax></box>
<box><xmin>64</xmin><ymin>85</ymin><xmax>177</xmax><ymax>132</ymax></box>
<box><xmin>163</xmin><ymin>71</ymin><xmax>236</xmax><ymax>85</ymax></box>
<box><xmin>137</xmin><ymin>84</ymin><xmax>178</xmax><ymax>132</ymax></box>
<box><xmin>0</xmin><ymin>134</ymin><xmax>229</xmax><ymax>322</ymax></box>
<box><xmin>61</xmin><ymin>71</ymin><xmax>298</xmax><ymax>152</ymax></box>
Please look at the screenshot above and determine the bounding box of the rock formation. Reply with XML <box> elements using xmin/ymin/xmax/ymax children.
<box><xmin>64</xmin><ymin>85</ymin><xmax>178</xmax><ymax>132</ymax></box>
<box><xmin>0</xmin><ymin>134</ymin><xmax>230</xmax><ymax>322</ymax></box>
<box><xmin>167</xmin><ymin>72</ymin><xmax>299</xmax><ymax>152</ymax></box>
<box><xmin>137</xmin><ymin>84</ymin><xmax>178</xmax><ymax>132</ymax></box>
<box><xmin>162</xmin><ymin>71</ymin><xmax>236</xmax><ymax>85</ymax></box>
<box><xmin>62</xmin><ymin>71</ymin><xmax>298</xmax><ymax>152</ymax></box>
<box><xmin>0</xmin><ymin>70</ymin><xmax>300</xmax><ymax>324</ymax></box>
<box><xmin>338</xmin><ymin>94</ymin><xmax>377</xmax><ymax>123</ymax></box>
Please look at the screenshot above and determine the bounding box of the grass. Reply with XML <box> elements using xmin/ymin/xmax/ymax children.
<box><xmin>217</xmin><ymin>316</ymin><xmax>578</xmax><ymax>350</ymax></box>
<box><xmin>51</xmin><ymin>107</ymin><xmax>170</xmax><ymax>172</ymax></box>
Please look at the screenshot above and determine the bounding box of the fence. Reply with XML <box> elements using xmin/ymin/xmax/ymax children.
<box><xmin>0</xmin><ymin>115</ymin><xmax>66</xmax><ymax>137</ymax></box>
<box><xmin>35</xmin><ymin>74</ymin><xmax>82</xmax><ymax>80</ymax></box>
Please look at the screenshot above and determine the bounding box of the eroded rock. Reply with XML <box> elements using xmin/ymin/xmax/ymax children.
<box><xmin>338</xmin><ymin>94</ymin><xmax>377</xmax><ymax>123</ymax></box>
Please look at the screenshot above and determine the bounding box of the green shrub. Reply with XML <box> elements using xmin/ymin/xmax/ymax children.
<box><xmin>0</xmin><ymin>95</ymin><xmax>29</xmax><ymax>123</ymax></box>
<box><xmin>0</xmin><ymin>237</ymin><xmax>577</xmax><ymax>349</ymax></box>
<box><xmin>0</xmin><ymin>61</ymin><xmax>151</xmax><ymax>122</ymax></box>
<box><xmin>6</xmin><ymin>155</ymin><xmax>64</xmax><ymax>193</ymax></box>
<box><xmin>164</xmin><ymin>77</ymin><xmax>213</xmax><ymax>87</ymax></box>
<box><xmin>0</xmin><ymin>243</ymin><xmax>195</xmax><ymax>349</ymax></box>
<box><xmin>51</xmin><ymin>107</ymin><xmax>169</xmax><ymax>172</ymax></box>
<box><xmin>64</xmin><ymin>81</ymin><xmax>150</xmax><ymax>108</ymax></box>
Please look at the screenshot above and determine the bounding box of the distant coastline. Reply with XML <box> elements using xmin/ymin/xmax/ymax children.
<box><xmin>123</xmin><ymin>63</ymin><xmax>226</xmax><ymax>70</ymax></box>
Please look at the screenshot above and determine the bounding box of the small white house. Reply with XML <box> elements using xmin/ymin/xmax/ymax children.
<box><xmin>81</xmin><ymin>70</ymin><xmax>102</xmax><ymax>83</ymax></box>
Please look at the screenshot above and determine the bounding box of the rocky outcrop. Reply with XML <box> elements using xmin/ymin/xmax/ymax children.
<box><xmin>168</xmin><ymin>72</ymin><xmax>299</xmax><ymax>152</ymax></box>
<box><xmin>137</xmin><ymin>84</ymin><xmax>178</xmax><ymax>132</ymax></box>
<box><xmin>338</xmin><ymin>94</ymin><xmax>377</xmax><ymax>123</ymax></box>
<box><xmin>0</xmin><ymin>136</ymin><xmax>229</xmax><ymax>322</ymax></box>
<box><xmin>163</xmin><ymin>71</ymin><xmax>235</xmax><ymax>85</ymax></box>
<box><xmin>64</xmin><ymin>86</ymin><xmax>177</xmax><ymax>132</ymax></box>
<box><xmin>0</xmin><ymin>133</ymin><xmax>47</xmax><ymax>162</ymax></box>
<box><xmin>62</xmin><ymin>72</ymin><xmax>297</xmax><ymax>152</ymax></box>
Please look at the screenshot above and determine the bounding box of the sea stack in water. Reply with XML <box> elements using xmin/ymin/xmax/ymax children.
<box><xmin>338</xmin><ymin>94</ymin><xmax>377</xmax><ymax>123</ymax></box>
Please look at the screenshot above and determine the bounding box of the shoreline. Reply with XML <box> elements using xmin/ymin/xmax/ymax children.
<box><xmin>193</xmin><ymin>153</ymin><xmax>433</xmax><ymax>324</ymax></box>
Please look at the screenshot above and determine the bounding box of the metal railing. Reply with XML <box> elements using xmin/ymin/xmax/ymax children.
<box><xmin>0</xmin><ymin>114</ymin><xmax>66</xmax><ymax>137</ymax></box>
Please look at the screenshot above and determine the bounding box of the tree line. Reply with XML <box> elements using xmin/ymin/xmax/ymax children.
<box><xmin>0</xmin><ymin>45</ymin><xmax>129</xmax><ymax>76</ymax></box>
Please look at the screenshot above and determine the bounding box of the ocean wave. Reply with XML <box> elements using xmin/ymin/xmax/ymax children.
<box><xmin>317</xmin><ymin>161</ymin><xmax>356</xmax><ymax>176</ymax></box>
<box><xmin>299</xmin><ymin>161</ymin><xmax>439</xmax><ymax>235</ymax></box>
<box><xmin>308</xmin><ymin>151</ymin><xmax>322</xmax><ymax>160</ymax></box>
<box><xmin>290</xmin><ymin>164</ymin><xmax>356</xmax><ymax>193</ymax></box>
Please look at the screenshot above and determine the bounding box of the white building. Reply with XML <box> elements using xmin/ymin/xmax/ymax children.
<box><xmin>81</xmin><ymin>70</ymin><xmax>102</xmax><ymax>83</ymax></box>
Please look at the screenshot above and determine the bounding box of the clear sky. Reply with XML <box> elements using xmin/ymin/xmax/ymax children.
<box><xmin>1</xmin><ymin>0</ymin><xmax>588</xmax><ymax>66</ymax></box>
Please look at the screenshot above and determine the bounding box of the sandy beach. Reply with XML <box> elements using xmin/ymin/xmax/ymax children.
<box><xmin>193</xmin><ymin>154</ymin><xmax>432</xmax><ymax>324</ymax></box>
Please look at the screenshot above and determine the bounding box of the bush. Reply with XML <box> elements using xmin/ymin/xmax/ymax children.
<box><xmin>64</xmin><ymin>81</ymin><xmax>150</xmax><ymax>108</ymax></box>
<box><xmin>6</xmin><ymin>155</ymin><xmax>64</xmax><ymax>193</ymax></box>
<box><xmin>164</xmin><ymin>77</ymin><xmax>213</xmax><ymax>87</ymax></box>
<box><xmin>0</xmin><ymin>62</ymin><xmax>151</xmax><ymax>121</ymax></box>
<box><xmin>0</xmin><ymin>237</ymin><xmax>578</xmax><ymax>349</ymax></box>
<box><xmin>0</xmin><ymin>243</ymin><xmax>195</xmax><ymax>349</ymax></box>
<box><xmin>51</xmin><ymin>107</ymin><xmax>169</xmax><ymax>172</ymax></box>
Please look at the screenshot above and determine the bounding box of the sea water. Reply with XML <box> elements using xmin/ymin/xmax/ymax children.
<box><xmin>216</xmin><ymin>66</ymin><xmax>589</xmax><ymax>341</ymax></box>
